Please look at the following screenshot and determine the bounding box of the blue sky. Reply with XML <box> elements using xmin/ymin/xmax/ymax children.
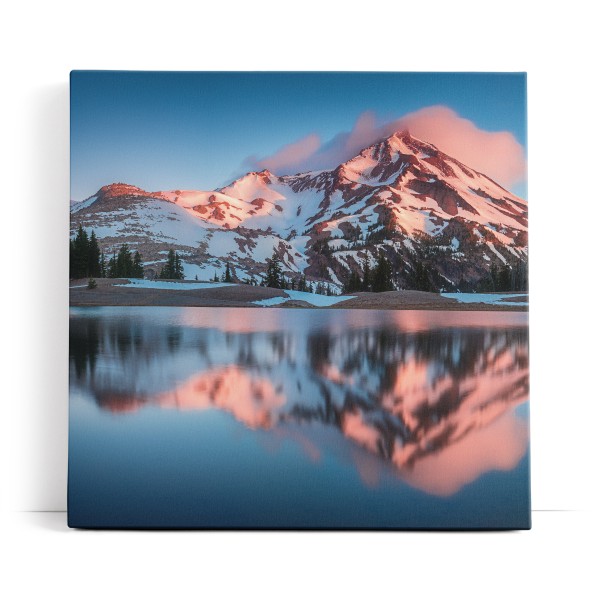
<box><xmin>71</xmin><ymin>71</ymin><xmax>527</xmax><ymax>200</ymax></box>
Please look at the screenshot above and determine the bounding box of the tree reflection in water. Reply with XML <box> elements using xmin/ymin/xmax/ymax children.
<box><xmin>70</xmin><ymin>309</ymin><xmax>529</xmax><ymax>495</ymax></box>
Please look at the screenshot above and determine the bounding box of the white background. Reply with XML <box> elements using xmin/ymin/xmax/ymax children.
<box><xmin>1</xmin><ymin>0</ymin><xmax>598</xmax><ymax>598</ymax></box>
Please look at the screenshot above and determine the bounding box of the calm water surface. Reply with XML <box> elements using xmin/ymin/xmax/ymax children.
<box><xmin>69</xmin><ymin>307</ymin><xmax>530</xmax><ymax>529</ymax></box>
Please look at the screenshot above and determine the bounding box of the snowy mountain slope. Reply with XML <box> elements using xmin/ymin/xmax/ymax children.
<box><xmin>71</xmin><ymin>131</ymin><xmax>528</xmax><ymax>290</ymax></box>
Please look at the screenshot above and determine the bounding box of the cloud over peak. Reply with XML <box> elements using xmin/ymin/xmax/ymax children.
<box><xmin>250</xmin><ymin>106</ymin><xmax>526</xmax><ymax>190</ymax></box>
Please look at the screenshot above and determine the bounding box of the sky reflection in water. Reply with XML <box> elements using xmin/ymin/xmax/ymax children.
<box><xmin>69</xmin><ymin>307</ymin><xmax>530</xmax><ymax>529</ymax></box>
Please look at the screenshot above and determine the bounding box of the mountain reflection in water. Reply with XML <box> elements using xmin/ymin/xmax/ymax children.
<box><xmin>70</xmin><ymin>307</ymin><xmax>529</xmax><ymax>498</ymax></box>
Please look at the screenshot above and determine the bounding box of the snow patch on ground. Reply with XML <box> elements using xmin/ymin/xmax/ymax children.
<box><xmin>117</xmin><ymin>279</ymin><xmax>235</xmax><ymax>290</ymax></box>
<box><xmin>441</xmin><ymin>292</ymin><xmax>528</xmax><ymax>306</ymax></box>
<box><xmin>253</xmin><ymin>296</ymin><xmax>288</xmax><ymax>307</ymax></box>
<box><xmin>179</xmin><ymin>261</ymin><xmax>217</xmax><ymax>281</ymax></box>
<box><xmin>253</xmin><ymin>289</ymin><xmax>356</xmax><ymax>307</ymax></box>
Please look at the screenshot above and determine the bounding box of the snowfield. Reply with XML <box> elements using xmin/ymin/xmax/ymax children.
<box><xmin>441</xmin><ymin>292</ymin><xmax>528</xmax><ymax>306</ymax></box>
<box><xmin>253</xmin><ymin>290</ymin><xmax>356</xmax><ymax>307</ymax></box>
<box><xmin>71</xmin><ymin>130</ymin><xmax>528</xmax><ymax>293</ymax></box>
<box><xmin>117</xmin><ymin>279</ymin><xmax>235</xmax><ymax>290</ymax></box>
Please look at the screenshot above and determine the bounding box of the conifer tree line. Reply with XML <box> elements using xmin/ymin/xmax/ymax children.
<box><xmin>476</xmin><ymin>261</ymin><xmax>528</xmax><ymax>293</ymax></box>
<box><xmin>210</xmin><ymin>262</ymin><xmax>235</xmax><ymax>284</ymax></box>
<box><xmin>71</xmin><ymin>225</ymin><xmax>527</xmax><ymax>292</ymax></box>
<box><xmin>70</xmin><ymin>225</ymin><xmax>144</xmax><ymax>279</ymax></box>
<box><xmin>158</xmin><ymin>249</ymin><xmax>185</xmax><ymax>280</ymax></box>
<box><xmin>260</xmin><ymin>251</ymin><xmax>326</xmax><ymax>293</ymax></box>
<box><xmin>344</xmin><ymin>252</ymin><xmax>394</xmax><ymax>293</ymax></box>
<box><xmin>338</xmin><ymin>246</ymin><xmax>528</xmax><ymax>294</ymax></box>
<box><xmin>106</xmin><ymin>244</ymin><xmax>144</xmax><ymax>278</ymax></box>
<box><xmin>250</xmin><ymin>250</ymin><xmax>395</xmax><ymax>296</ymax></box>
<box><xmin>70</xmin><ymin>226</ymin><xmax>195</xmax><ymax>281</ymax></box>
<box><xmin>70</xmin><ymin>225</ymin><xmax>102</xmax><ymax>279</ymax></box>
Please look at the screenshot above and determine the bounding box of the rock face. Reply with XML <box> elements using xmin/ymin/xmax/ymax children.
<box><xmin>70</xmin><ymin>131</ymin><xmax>527</xmax><ymax>290</ymax></box>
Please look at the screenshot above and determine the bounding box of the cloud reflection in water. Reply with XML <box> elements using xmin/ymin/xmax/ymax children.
<box><xmin>70</xmin><ymin>307</ymin><xmax>528</xmax><ymax>497</ymax></box>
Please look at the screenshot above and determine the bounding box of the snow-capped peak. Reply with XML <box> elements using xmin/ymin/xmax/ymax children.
<box><xmin>96</xmin><ymin>182</ymin><xmax>161</xmax><ymax>199</ymax></box>
<box><xmin>71</xmin><ymin>131</ymin><xmax>527</xmax><ymax>292</ymax></box>
<box><xmin>218</xmin><ymin>169</ymin><xmax>282</xmax><ymax>202</ymax></box>
<box><xmin>390</xmin><ymin>128</ymin><xmax>411</xmax><ymax>140</ymax></box>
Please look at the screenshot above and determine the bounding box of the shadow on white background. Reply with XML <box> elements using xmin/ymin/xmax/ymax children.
<box><xmin>1</xmin><ymin>3</ymin><xmax>598</xmax><ymax>598</ymax></box>
<box><xmin>6</xmin><ymin>73</ymin><xmax>598</xmax><ymax>519</ymax></box>
<box><xmin>10</xmin><ymin>83</ymin><xmax>70</xmax><ymax>512</ymax></box>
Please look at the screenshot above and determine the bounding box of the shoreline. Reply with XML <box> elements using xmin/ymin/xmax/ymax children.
<box><xmin>69</xmin><ymin>279</ymin><xmax>528</xmax><ymax>312</ymax></box>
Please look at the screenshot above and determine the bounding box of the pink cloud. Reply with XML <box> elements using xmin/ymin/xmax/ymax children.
<box><xmin>394</xmin><ymin>106</ymin><xmax>526</xmax><ymax>188</ymax></box>
<box><xmin>255</xmin><ymin>133</ymin><xmax>320</xmax><ymax>173</ymax></box>
<box><xmin>251</xmin><ymin>106</ymin><xmax>526</xmax><ymax>190</ymax></box>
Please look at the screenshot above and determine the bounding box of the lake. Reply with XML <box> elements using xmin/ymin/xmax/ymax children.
<box><xmin>68</xmin><ymin>307</ymin><xmax>530</xmax><ymax>529</ymax></box>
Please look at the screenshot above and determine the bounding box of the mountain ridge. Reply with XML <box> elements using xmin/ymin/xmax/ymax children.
<box><xmin>70</xmin><ymin>131</ymin><xmax>528</xmax><ymax>291</ymax></box>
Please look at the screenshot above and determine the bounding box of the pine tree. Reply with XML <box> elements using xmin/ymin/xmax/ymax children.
<box><xmin>265</xmin><ymin>251</ymin><xmax>283</xmax><ymax>289</ymax></box>
<box><xmin>70</xmin><ymin>227</ymin><xmax>105</xmax><ymax>279</ymax></box>
<box><xmin>175</xmin><ymin>252</ymin><xmax>184</xmax><ymax>279</ymax></box>
<box><xmin>100</xmin><ymin>251</ymin><xmax>106</xmax><ymax>278</ymax></box>
<box><xmin>344</xmin><ymin>270</ymin><xmax>362</xmax><ymax>293</ymax></box>
<box><xmin>107</xmin><ymin>251</ymin><xmax>117</xmax><ymax>278</ymax></box>
<box><xmin>132</xmin><ymin>251</ymin><xmax>144</xmax><ymax>278</ymax></box>
<box><xmin>88</xmin><ymin>231</ymin><xmax>101</xmax><ymax>277</ymax></box>
<box><xmin>512</xmin><ymin>258</ymin><xmax>528</xmax><ymax>291</ymax></box>
<box><xmin>159</xmin><ymin>249</ymin><xmax>183</xmax><ymax>279</ymax></box>
<box><xmin>167</xmin><ymin>249</ymin><xmax>176</xmax><ymax>278</ymax></box>
<box><xmin>497</xmin><ymin>264</ymin><xmax>511</xmax><ymax>292</ymax></box>
<box><xmin>115</xmin><ymin>244</ymin><xmax>134</xmax><ymax>278</ymax></box>
<box><xmin>372</xmin><ymin>251</ymin><xmax>394</xmax><ymax>292</ymax></box>
<box><xmin>101</xmin><ymin>243</ymin><xmax>144</xmax><ymax>279</ymax></box>
<box><xmin>411</xmin><ymin>259</ymin><xmax>431</xmax><ymax>292</ymax></box>
<box><xmin>224</xmin><ymin>261</ymin><xmax>232</xmax><ymax>283</ymax></box>
<box><xmin>72</xmin><ymin>224</ymin><xmax>89</xmax><ymax>278</ymax></box>
<box><xmin>69</xmin><ymin>240</ymin><xmax>76</xmax><ymax>279</ymax></box>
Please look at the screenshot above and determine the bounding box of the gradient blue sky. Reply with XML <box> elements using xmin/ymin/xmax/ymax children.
<box><xmin>71</xmin><ymin>71</ymin><xmax>527</xmax><ymax>200</ymax></box>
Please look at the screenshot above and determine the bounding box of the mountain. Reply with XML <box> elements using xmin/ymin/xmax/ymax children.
<box><xmin>70</xmin><ymin>131</ymin><xmax>528</xmax><ymax>291</ymax></box>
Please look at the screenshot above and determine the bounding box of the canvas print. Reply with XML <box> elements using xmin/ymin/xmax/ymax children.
<box><xmin>69</xmin><ymin>71</ymin><xmax>530</xmax><ymax>529</ymax></box>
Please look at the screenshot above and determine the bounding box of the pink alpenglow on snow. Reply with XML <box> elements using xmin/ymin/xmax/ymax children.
<box><xmin>397</xmin><ymin>106</ymin><xmax>526</xmax><ymax>189</ymax></box>
<box><xmin>252</xmin><ymin>106</ymin><xmax>526</xmax><ymax>189</ymax></box>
